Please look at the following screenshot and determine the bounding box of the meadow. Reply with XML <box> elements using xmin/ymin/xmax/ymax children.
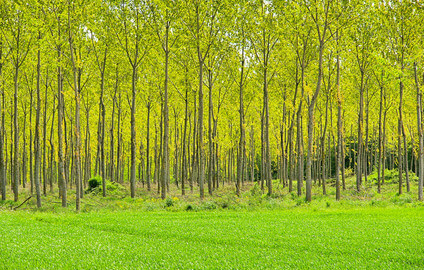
<box><xmin>1</xmin><ymin>174</ymin><xmax>424</xmax><ymax>269</ymax></box>
<box><xmin>0</xmin><ymin>207</ymin><xmax>423</xmax><ymax>269</ymax></box>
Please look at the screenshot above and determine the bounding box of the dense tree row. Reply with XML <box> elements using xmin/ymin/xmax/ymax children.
<box><xmin>0</xmin><ymin>0</ymin><xmax>423</xmax><ymax>210</ymax></box>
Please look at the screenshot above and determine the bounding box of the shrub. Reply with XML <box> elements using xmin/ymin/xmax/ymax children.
<box><xmin>250</xmin><ymin>184</ymin><xmax>261</xmax><ymax>196</ymax></box>
<box><xmin>201</xmin><ymin>201</ymin><xmax>217</xmax><ymax>210</ymax></box>
<box><xmin>165</xmin><ymin>198</ymin><xmax>174</xmax><ymax>208</ymax></box>
<box><xmin>86</xmin><ymin>176</ymin><xmax>125</xmax><ymax>195</ymax></box>
<box><xmin>87</xmin><ymin>176</ymin><xmax>102</xmax><ymax>192</ymax></box>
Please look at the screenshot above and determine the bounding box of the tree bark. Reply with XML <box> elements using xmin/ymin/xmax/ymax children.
<box><xmin>57</xmin><ymin>15</ymin><xmax>67</xmax><ymax>207</ymax></box>
<box><xmin>414</xmin><ymin>62</ymin><xmax>423</xmax><ymax>201</ymax></box>
<box><xmin>68</xmin><ymin>1</ymin><xmax>82</xmax><ymax>211</ymax></box>
<box><xmin>34</xmin><ymin>28</ymin><xmax>42</xmax><ymax>208</ymax></box>
<box><xmin>336</xmin><ymin>29</ymin><xmax>342</xmax><ymax>200</ymax></box>
<box><xmin>161</xmin><ymin>22</ymin><xmax>170</xmax><ymax>200</ymax></box>
<box><xmin>0</xmin><ymin>43</ymin><xmax>5</xmax><ymax>201</ymax></box>
<box><xmin>146</xmin><ymin>101</ymin><xmax>151</xmax><ymax>191</ymax></box>
<box><xmin>236</xmin><ymin>37</ymin><xmax>246</xmax><ymax>197</ymax></box>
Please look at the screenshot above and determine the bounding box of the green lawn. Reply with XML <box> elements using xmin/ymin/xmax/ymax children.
<box><xmin>1</xmin><ymin>207</ymin><xmax>423</xmax><ymax>269</ymax></box>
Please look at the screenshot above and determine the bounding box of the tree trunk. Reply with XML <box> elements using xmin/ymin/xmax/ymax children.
<box><xmin>336</xmin><ymin>31</ymin><xmax>342</xmax><ymax>200</ymax></box>
<box><xmin>237</xmin><ymin>42</ymin><xmax>246</xmax><ymax>197</ymax></box>
<box><xmin>357</xmin><ymin>70</ymin><xmax>365</xmax><ymax>193</ymax></box>
<box><xmin>57</xmin><ymin>15</ymin><xmax>67</xmax><ymax>207</ymax></box>
<box><xmin>414</xmin><ymin>62</ymin><xmax>423</xmax><ymax>201</ymax></box>
<box><xmin>130</xmin><ymin>65</ymin><xmax>137</xmax><ymax>198</ymax></box>
<box><xmin>68</xmin><ymin>3</ymin><xmax>82</xmax><ymax>211</ymax></box>
<box><xmin>34</xmin><ymin>31</ymin><xmax>42</xmax><ymax>208</ymax></box>
<box><xmin>146</xmin><ymin>102</ymin><xmax>151</xmax><ymax>191</ymax></box>
<box><xmin>306</xmin><ymin>40</ymin><xmax>324</xmax><ymax>202</ymax></box>
<box><xmin>49</xmin><ymin>98</ymin><xmax>56</xmax><ymax>193</ymax></box>
<box><xmin>110</xmin><ymin>65</ymin><xmax>118</xmax><ymax>183</ymax></box>
<box><xmin>181</xmin><ymin>71</ymin><xmax>189</xmax><ymax>195</ymax></box>
<box><xmin>207</xmin><ymin>68</ymin><xmax>214</xmax><ymax>196</ymax></box>
<box><xmin>22</xmin><ymin>110</ymin><xmax>27</xmax><ymax>190</ymax></box>
<box><xmin>42</xmin><ymin>72</ymin><xmax>48</xmax><ymax>195</ymax></box>
<box><xmin>13</xmin><ymin>48</ymin><xmax>19</xmax><ymax>202</ymax></box>
<box><xmin>377</xmin><ymin>73</ymin><xmax>384</xmax><ymax>193</ymax></box>
<box><xmin>161</xmin><ymin>23</ymin><xmax>170</xmax><ymax>200</ymax></box>
<box><xmin>0</xmin><ymin>44</ymin><xmax>5</xmax><ymax>200</ymax></box>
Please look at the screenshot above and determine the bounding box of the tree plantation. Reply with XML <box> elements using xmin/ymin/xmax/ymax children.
<box><xmin>1</xmin><ymin>0</ymin><xmax>424</xmax><ymax>212</ymax></box>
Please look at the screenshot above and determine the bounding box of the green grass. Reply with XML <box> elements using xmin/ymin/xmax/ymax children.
<box><xmin>1</xmin><ymin>207</ymin><xmax>423</xmax><ymax>269</ymax></box>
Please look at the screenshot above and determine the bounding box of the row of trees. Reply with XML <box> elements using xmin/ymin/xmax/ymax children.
<box><xmin>0</xmin><ymin>0</ymin><xmax>423</xmax><ymax>210</ymax></box>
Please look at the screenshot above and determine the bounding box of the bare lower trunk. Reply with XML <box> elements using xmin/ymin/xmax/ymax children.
<box><xmin>146</xmin><ymin>103</ymin><xmax>151</xmax><ymax>191</ymax></box>
<box><xmin>34</xmin><ymin>37</ymin><xmax>42</xmax><ymax>208</ymax></box>
<box><xmin>130</xmin><ymin>67</ymin><xmax>137</xmax><ymax>198</ymax></box>
<box><xmin>414</xmin><ymin>62</ymin><xmax>423</xmax><ymax>201</ymax></box>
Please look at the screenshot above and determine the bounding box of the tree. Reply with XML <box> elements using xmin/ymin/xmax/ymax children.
<box><xmin>114</xmin><ymin>0</ymin><xmax>149</xmax><ymax>198</ymax></box>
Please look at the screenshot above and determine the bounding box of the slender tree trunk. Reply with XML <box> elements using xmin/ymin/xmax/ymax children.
<box><xmin>336</xmin><ymin>30</ymin><xmax>342</xmax><ymax>200</ymax></box>
<box><xmin>29</xmin><ymin>93</ymin><xmax>33</xmax><ymax>194</ymax></box>
<box><xmin>264</xmin><ymin>64</ymin><xmax>272</xmax><ymax>196</ymax></box>
<box><xmin>100</xmin><ymin>71</ymin><xmax>106</xmax><ymax>196</ymax></box>
<box><xmin>110</xmin><ymin>66</ymin><xmax>118</xmax><ymax>183</ymax></box>
<box><xmin>42</xmin><ymin>72</ymin><xmax>48</xmax><ymax>195</ymax></box>
<box><xmin>237</xmin><ymin>45</ymin><xmax>245</xmax><ymax>196</ymax></box>
<box><xmin>190</xmin><ymin>92</ymin><xmax>197</xmax><ymax>193</ymax></box>
<box><xmin>130</xmin><ymin>65</ymin><xmax>137</xmax><ymax>198</ymax></box>
<box><xmin>0</xmin><ymin>44</ymin><xmax>5</xmax><ymax>200</ymax></box>
<box><xmin>306</xmin><ymin>40</ymin><xmax>324</xmax><ymax>202</ymax></box>
<box><xmin>297</xmin><ymin>104</ymin><xmax>303</xmax><ymax>196</ymax></box>
<box><xmin>321</xmin><ymin>93</ymin><xmax>329</xmax><ymax>196</ymax></box>
<box><xmin>57</xmin><ymin>16</ymin><xmax>67</xmax><ymax>207</ymax></box>
<box><xmin>402</xmin><ymin>124</ymin><xmax>410</xmax><ymax>192</ymax></box>
<box><xmin>49</xmin><ymin>98</ymin><xmax>56</xmax><ymax>193</ymax></box>
<box><xmin>116</xmin><ymin>93</ymin><xmax>122</xmax><ymax>184</ymax></box>
<box><xmin>207</xmin><ymin>68</ymin><xmax>214</xmax><ymax>196</ymax></box>
<box><xmin>357</xmin><ymin>70</ymin><xmax>365</xmax><ymax>193</ymax></box>
<box><xmin>34</xmin><ymin>30</ymin><xmax>42</xmax><ymax>208</ymax></box>
<box><xmin>162</xmin><ymin>23</ymin><xmax>170</xmax><ymax>200</ymax></box>
<box><xmin>181</xmin><ymin>73</ymin><xmax>189</xmax><ymax>195</ymax></box>
<box><xmin>22</xmin><ymin>110</ymin><xmax>27</xmax><ymax>190</ymax></box>
<box><xmin>68</xmin><ymin>2</ymin><xmax>82</xmax><ymax>211</ymax></box>
<box><xmin>146</xmin><ymin>102</ymin><xmax>151</xmax><ymax>191</ymax></box>
<box><xmin>84</xmin><ymin>106</ymin><xmax>91</xmax><ymax>186</ymax></box>
<box><xmin>398</xmin><ymin>74</ymin><xmax>404</xmax><ymax>195</ymax></box>
<box><xmin>414</xmin><ymin>62</ymin><xmax>423</xmax><ymax>201</ymax></box>
<box><xmin>13</xmin><ymin>50</ymin><xmax>19</xmax><ymax>203</ymax></box>
<box><xmin>377</xmin><ymin>74</ymin><xmax>384</xmax><ymax>193</ymax></box>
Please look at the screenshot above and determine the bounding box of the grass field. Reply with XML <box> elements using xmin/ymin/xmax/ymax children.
<box><xmin>1</xmin><ymin>207</ymin><xmax>423</xmax><ymax>269</ymax></box>
<box><xmin>1</xmin><ymin>173</ymin><xmax>424</xmax><ymax>269</ymax></box>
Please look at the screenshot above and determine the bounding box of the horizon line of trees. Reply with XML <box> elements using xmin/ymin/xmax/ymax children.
<box><xmin>1</xmin><ymin>0</ymin><xmax>424</xmax><ymax>210</ymax></box>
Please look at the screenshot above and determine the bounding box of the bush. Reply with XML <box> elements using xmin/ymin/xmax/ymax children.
<box><xmin>250</xmin><ymin>184</ymin><xmax>261</xmax><ymax>196</ymax></box>
<box><xmin>391</xmin><ymin>193</ymin><xmax>413</xmax><ymax>205</ymax></box>
<box><xmin>200</xmin><ymin>201</ymin><xmax>217</xmax><ymax>210</ymax></box>
<box><xmin>368</xmin><ymin>169</ymin><xmax>419</xmax><ymax>185</ymax></box>
<box><xmin>165</xmin><ymin>198</ymin><xmax>174</xmax><ymax>208</ymax></box>
<box><xmin>88</xmin><ymin>176</ymin><xmax>102</xmax><ymax>192</ymax></box>
<box><xmin>86</xmin><ymin>176</ymin><xmax>125</xmax><ymax>195</ymax></box>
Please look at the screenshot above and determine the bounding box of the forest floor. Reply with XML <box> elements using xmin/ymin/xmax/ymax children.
<box><xmin>1</xmin><ymin>173</ymin><xmax>424</xmax><ymax>269</ymax></box>
<box><xmin>0</xmin><ymin>170</ymin><xmax>423</xmax><ymax>212</ymax></box>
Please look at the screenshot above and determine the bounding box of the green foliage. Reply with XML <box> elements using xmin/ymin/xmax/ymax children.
<box><xmin>86</xmin><ymin>176</ymin><xmax>125</xmax><ymax>195</ymax></box>
<box><xmin>368</xmin><ymin>169</ymin><xmax>419</xmax><ymax>184</ymax></box>
<box><xmin>164</xmin><ymin>198</ymin><xmax>173</xmax><ymax>208</ymax></box>
<box><xmin>391</xmin><ymin>193</ymin><xmax>413</xmax><ymax>205</ymax></box>
<box><xmin>88</xmin><ymin>176</ymin><xmax>102</xmax><ymax>191</ymax></box>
